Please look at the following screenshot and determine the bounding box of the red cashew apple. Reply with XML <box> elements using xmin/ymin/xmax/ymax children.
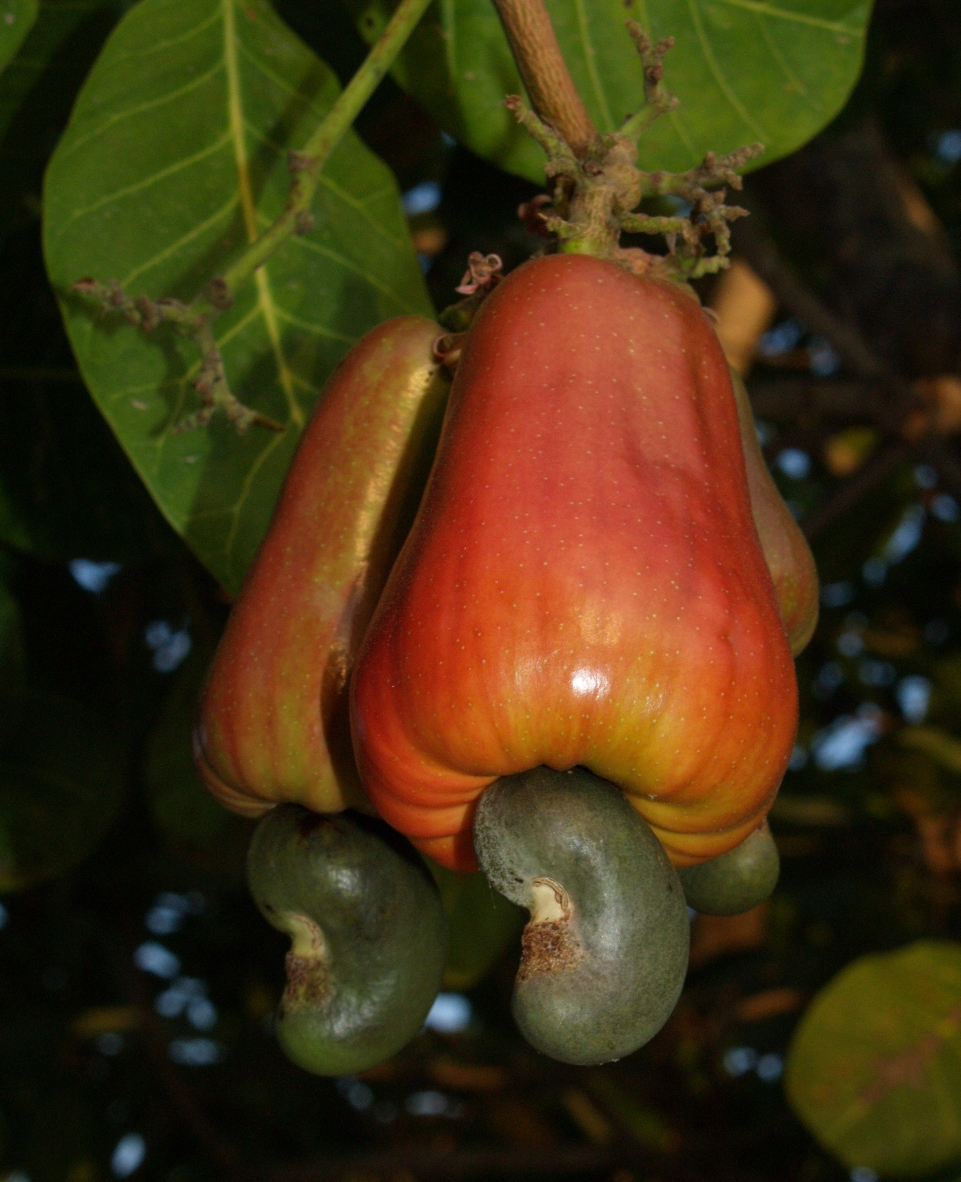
<box><xmin>194</xmin><ymin>316</ymin><xmax>449</xmax><ymax>817</ymax></box>
<box><xmin>350</xmin><ymin>253</ymin><xmax>799</xmax><ymax>872</ymax></box>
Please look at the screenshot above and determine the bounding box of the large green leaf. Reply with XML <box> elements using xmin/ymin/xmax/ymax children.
<box><xmin>0</xmin><ymin>0</ymin><xmax>111</xmax><ymax>141</ymax></box>
<box><xmin>0</xmin><ymin>0</ymin><xmax>38</xmax><ymax>76</ymax></box>
<box><xmin>0</xmin><ymin>691</ymin><xmax>124</xmax><ymax>892</ymax></box>
<box><xmin>0</xmin><ymin>0</ymin><xmax>123</xmax><ymax>244</ymax></box>
<box><xmin>44</xmin><ymin>0</ymin><xmax>431</xmax><ymax>594</ymax></box>
<box><xmin>348</xmin><ymin>0</ymin><xmax>871</xmax><ymax>182</ymax></box>
<box><xmin>785</xmin><ymin>941</ymin><xmax>961</xmax><ymax>1177</ymax></box>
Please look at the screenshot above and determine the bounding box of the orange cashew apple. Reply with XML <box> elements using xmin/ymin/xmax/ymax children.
<box><xmin>194</xmin><ymin>316</ymin><xmax>449</xmax><ymax>818</ymax></box>
<box><xmin>349</xmin><ymin>254</ymin><xmax>799</xmax><ymax>871</ymax></box>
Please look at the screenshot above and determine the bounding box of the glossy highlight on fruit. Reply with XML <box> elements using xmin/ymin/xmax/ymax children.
<box><xmin>194</xmin><ymin>317</ymin><xmax>449</xmax><ymax>818</ymax></box>
<box><xmin>474</xmin><ymin>765</ymin><xmax>689</xmax><ymax>1065</ymax></box>
<box><xmin>247</xmin><ymin>804</ymin><xmax>447</xmax><ymax>1075</ymax></box>
<box><xmin>351</xmin><ymin>254</ymin><xmax>799</xmax><ymax>871</ymax></box>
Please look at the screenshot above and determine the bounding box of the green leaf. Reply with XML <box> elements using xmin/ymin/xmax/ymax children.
<box><xmin>0</xmin><ymin>0</ymin><xmax>38</xmax><ymax>76</ymax></box>
<box><xmin>144</xmin><ymin>641</ymin><xmax>254</xmax><ymax>884</ymax></box>
<box><xmin>348</xmin><ymin>0</ymin><xmax>872</xmax><ymax>182</ymax></box>
<box><xmin>44</xmin><ymin>0</ymin><xmax>431</xmax><ymax>594</ymax></box>
<box><xmin>785</xmin><ymin>941</ymin><xmax>961</xmax><ymax>1177</ymax></box>
<box><xmin>0</xmin><ymin>0</ymin><xmax>108</xmax><ymax>143</ymax></box>
<box><xmin>0</xmin><ymin>0</ymin><xmax>122</xmax><ymax>245</ymax></box>
<box><xmin>429</xmin><ymin>862</ymin><xmax>523</xmax><ymax>991</ymax></box>
<box><xmin>0</xmin><ymin>691</ymin><xmax>124</xmax><ymax>892</ymax></box>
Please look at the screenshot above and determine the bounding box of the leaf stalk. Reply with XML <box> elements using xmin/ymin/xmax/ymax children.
<box><xmin>220</xmin><ymin>0</ymin><xmax>435</xmax><ymax>299</ymax></box>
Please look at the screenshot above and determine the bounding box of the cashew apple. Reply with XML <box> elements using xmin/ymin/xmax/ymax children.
<box><xmin>350</xmin><ymin>254</ymin><xmax>799</xmax><ymax>872</ymax></box>
<box><xmin>194</xmin><ymin>316</ymin><xmax>449</xmax><ymax>817</ymax></box>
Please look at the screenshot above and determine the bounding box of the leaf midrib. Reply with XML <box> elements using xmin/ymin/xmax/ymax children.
<box><xmin>708</xmin><ymin>0</ymin><xmax>867</xmax><ymax>35</ymax></box>
<box><xmin>221</xmin><ymin>0</ymin><xmax>302</xmax><ymax>429</ymax></box>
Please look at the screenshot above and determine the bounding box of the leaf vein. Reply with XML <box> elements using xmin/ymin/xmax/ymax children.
<box><xmin>686</xmin><ymin>0</ymin><xmax>768</xmax><ymax>140</ymax></box>
<box><xmin>272</xmin><ymin>307</ymin><xmax>356</xmax><ymax>343</ymax></box>
<box><xmin>290</xmin><ymin>235</ymin><xmax>419</xmax><ymax>312</ymax></box>
<box><xmin>121</xmin><ymin>195</ymin><xmax>240</xmax><ymax>288</ymax></box>
<box><xmin>222</xmin><ymin>429</ymin><xmax>288</xmax><ymax>559</ymax></box>
<box><xmin>51</xmin><ymin>131</ymin><xmax>232</xmax><ymax>241</ymax></box>
<box><xmin>57</xmin><ymin>59</ymin><xmax>226</xmax><ymax>162</ymax></box>
<box><xmin>754</xmin><ymin>12</ymin><xmax>816</xmax><ymax>105</ymax></box>
<box><xmin>96</xmin><ymin>5</ymin><xmax>221</xmax><ymax>69</ymax></box>
<box><xmin>710</xmin><ymin>0</ymin><xmax>866</xmax><ymax>34</ymax></box>
<box><xmin>222</xmin><ymin>0</ymin><xmax>303</xmax><ymax>428</ymax></box>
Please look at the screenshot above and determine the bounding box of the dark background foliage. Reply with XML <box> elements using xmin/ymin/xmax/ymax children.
<box><xmin>1</xmin><ymin>0</ymin><xmax>961</xmax><ymax>1179</ymax></box>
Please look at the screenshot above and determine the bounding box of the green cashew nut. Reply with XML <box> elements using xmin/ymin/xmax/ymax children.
<box><xmin>472</xmin><ymin>766</ymin><xmax>690</xmax><ymax>1066</ymax></box>
<box><xmin>678</xmin><ymin>820</ymin><xmax>780</xmax><ymax>916</ymax></box>
<box><xmin>247</xmin><ymin>804</ymin><xmax>447</xmax><ymax>1075</ymax></box>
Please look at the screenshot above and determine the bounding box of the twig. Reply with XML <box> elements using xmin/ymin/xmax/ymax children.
<box><xmin>73</xmin><ymin>0</ymin><xmax>434</xmax><ymax>433</ymax></box>
<box><xmin>733</xmin><ymin>218</ymin><xmax>961</xmax><ymax>528</ymax></box>
<box><xmin>619</xmin><ymin>24</ymin><xmax>679</xmax><ymax>141</ymax></box>
<box><xmin>648</xmin><ymin>144</ymin><xmax>764</xmax><ymax>200</ymax></box>
<box><xmin>504</xmin><ymin>93</ymin><xmax>579</xmax><ymax>176</ymax></box>
<box><xmin>749</xmin><ymin>378</ymin><xmax>874</xmax><ymax>423</ymax></box>
<box><xmin>220</xmin><ymin>0</ymin><xmax>433</xmax><ymax>300</ymax></box>
<box><xmin>624</xmin><ymin>148</ymin><xmax>762</xmax><ymax>279</ymax></box>
<box><xmin>268</xmin><ymin>1142</ymin><xmax>634</xmax><ymax>1180</ymax></box>
<box><xmin>491</xmin><ymin>0</ymin><xmax>598</xmax><ymax>156</ymax></box>
<box><xmin>801</xmin><ymin>440</ymin><xmax>911</xmax><ymax>541</ymax></box>
<box><xmin>505</xmin><ymin>93</ymin><xmax>760</xmax><ymax>276</ymax></box>
<box><xmin>732</xmin><ymin>218</ymin><xmax>892</xmax><ymax>386</ymax></box>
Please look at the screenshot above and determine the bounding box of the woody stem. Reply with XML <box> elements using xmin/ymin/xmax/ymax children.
<box><xmin>491</xmin><ymin>0</ymin><xmax>598</xmax><ymax>157</ymax></box>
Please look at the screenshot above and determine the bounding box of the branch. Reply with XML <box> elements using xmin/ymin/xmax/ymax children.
<box><xmin>504</xmin><ymin>92</ymin><xmax>759</xmax><ymax>276</ymax></box>
<box><xmin>733</xmin><ymin>219</ymin><xmax>961</xmax><ymax>529</ymax></box>
<box><xmin>619</xmin><ymin>23</ymin><xmax>679</xmax><ymax>142</ymax></box>
<box><xmin>268</xmin><ymin>1143</ymin><xmax>630</xmax><ymax>1181</ymax></box>
<box><xmin>731</xmin><ymin>217</ymin><xmax>892</xmax><ymax>386</ymax></box>
<box><xmin>749</xmin><ymin>377</ymin><xmax>882</xmax><ymax>423</ymax></box>
<box><xmin>491</xmin><ymin>0</ymin><xmax>598</xmax><ymax>157</ymax></box>
<box><xmin>801</xmin><ymin>440</ymin><xmax>911</xmax><ymax>541</ymax></box>
<box><xmin>220</xmin><ymin>0</ymin><xmax>434</xmax><ymax>299</ymax></box>
<box><xmin>73</xmin><ymin>0</ymin><xmax>434</xmax><ymax>433</ymax></box>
